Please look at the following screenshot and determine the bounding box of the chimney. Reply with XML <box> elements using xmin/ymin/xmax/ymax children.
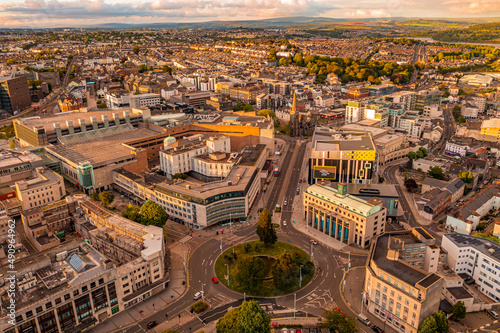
<box><xmin>102</xmin><ymin>115</ymin><xmax>109</xmax><ymax>128</ymax></box>
<box><xmin>78</xmin><ymin>119</ymin><xmax>86</xmax><ymax>132</ymax></box>
<box><xmin>91</xmin><ymin>117</ymin><xmax>98</xmax><ymax>130</ymax></box>
<box><xmin>66</xmin><ymin>121</ymin><xmax>74</xmax><ymax>135</ymax></box>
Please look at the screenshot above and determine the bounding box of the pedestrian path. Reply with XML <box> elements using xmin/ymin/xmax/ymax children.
<box><xmin>179</xmin><ymin>235</ymin><xmax>192</xmax><ymax>243</ymax></box>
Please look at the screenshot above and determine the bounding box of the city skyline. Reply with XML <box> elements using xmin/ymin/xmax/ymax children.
<box><xmin>1</xmin><ymin>0</ymin><xmax>500</xmax><ymax>28</ymax></box>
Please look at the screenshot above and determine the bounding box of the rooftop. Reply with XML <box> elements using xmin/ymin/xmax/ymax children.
<box><xmin>445</xmin><ymin>233</ymin><xmax>500</xmax><ymax>263</ymax></box>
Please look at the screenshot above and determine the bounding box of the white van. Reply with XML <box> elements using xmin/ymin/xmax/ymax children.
<box><xmin>357</xmin><ymin>313</ymin><xmax>371</xmax><ymax>326</ymax></box>
<box><xmin>487</xmin><ymin>310</ymin><xmax>499</xmax><ymax>319</ymax></box>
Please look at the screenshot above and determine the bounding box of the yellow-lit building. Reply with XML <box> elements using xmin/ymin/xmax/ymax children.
<box><xmin>364</xmin><ymin>230</ymin><xmax>443</xmax><ymax>333</ymax></box>
<box><xmin>308</xmin><ymin>127</ymin><xmax>377</xmax><ymax>184</ymax></box>
<box><xmin>480</xmin><ymin>118</ymin><xmax>500</xmax><ymax>139</ymax></box>
<box><xmin>304</xmin><ymin>183</ymin><xmax>387</xmax><ymax>247</ymax></box>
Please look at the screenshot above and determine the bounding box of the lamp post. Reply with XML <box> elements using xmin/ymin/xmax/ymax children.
<box><xmin>294</xmin><ymin>293</ymin><xmax>296</xmax><ymax>319</ymax></box>
<box><xmin>199</xmin><ymin>281</ymin><xmax>205</xmax><ymax>303</ymax></box>
<box><xmin>360</xmin><ymin>292</ymin><xmax>364</xmax><ymax>314</ymax></box>
<box><xmin>310</xmin><ymin>242</ymin><xmax>313</xmax><ymax>258</ymax></box>
<box><xmin>220</xmin><ymin>234</ymin><xmax>223</xmax><ymax>256</ymax></box>
<box><xmin>299</xmin><ymin>265</ymin><xmax>303</xmax><ymax>287</ymax></box>
<box><xmin>225</xmin><ymin>263</ymin><xmax>230</xmax><ymax>286</ymax></box>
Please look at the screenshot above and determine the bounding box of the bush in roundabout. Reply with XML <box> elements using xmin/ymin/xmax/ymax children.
<box><xmin>215</xmin><ymin>240</ymin><xmax>314</xmax><ymax>297</ymax></box>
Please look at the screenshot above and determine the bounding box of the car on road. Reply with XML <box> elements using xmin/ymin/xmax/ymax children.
<box><xmin>284</xmin><ymin>200</ymin><xmax>287</xmax><ymax>206</ymax></box>
<box><xmin>282</xmin><ymin>221</ymin><xmax>287</xmax><ymax>226</ymax></box>
<box><xmin>371</xmin><ymin>325</ymin><xmax>383</xmax><ymax>333</ymax></box>
<box><xmin>194</xmin><ymin>291</ymin><xmax>204</xmax><ymax>300</ymax></box>
<box><xmin>147</xmin><ymin>321</ymin><xmax>158</xmax><ymax>329</ymax></box>
<box><xmin>296</xmin><ymin>187</ymin><xmax>300</xmax><ymax>194</ymax></box>
<box><xmin>211</xmin><ymin>277</ymin><xmax>219</xmax><ymax>284</ymax></box>
<box><xmin>310</xmin><ymin>239</ymin><xmax>318</xmax><ymax>245</ymax></box>
<box><xmin>299</xmin><ymin>179</ymin><xmax>302</xmax><ymax>183</ymax></box>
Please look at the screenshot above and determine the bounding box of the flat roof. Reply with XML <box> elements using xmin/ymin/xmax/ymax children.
<box><xmin>447</xmin><ymin>286</ymin><xmax>473</xmax><ymax>300</ymax></box>
<box><xmin>334</xmin><ymin>183</ymin><xmax>399</xmax><ymax>198</ymax></box>
<box><xmin>340</xmin><ymin>124</ymin><xmax>388</xmax><ymax>139</ymax></box>
<box><xmin>15</xmin><ymin>108</ymin><xmax>147</xmax><ymax>132</ymax></box>
<box><xmin>372</xmin><ymin>232</ymin><xmax>433</xmax><ymax>286</ymax></box>
<box><xmin>46</xmin><ymin>127</ymin><xmax>159</xmax><ymax>167</ymax></box>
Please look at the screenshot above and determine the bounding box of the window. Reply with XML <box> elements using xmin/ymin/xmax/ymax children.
<box><xmin>74</xmin><ymin>290</ymin><xmax>79</xmax><ymax>296</ymax></box>
<box><xmin>65</xmin><ymin>294</ymin><xmax>71</xmax><ymax>300</ymax></box>
<box><xmin>36</xmin><ymin>306</ymin><xmax>43</xmax><ymax>313</ymax></box>
<box><xmin>46</xmin><ymin>302</ymin><xmax>52</xmax><ymax>309</ymax></box>
<box><xmin>26</xmin><ymin>311</ymin><xmax>33</xmax><ymax>318</ymax></box>
<box><xmin>407</xmin><ymin>248</ymin><xmax>412</xmax><ymax>252</ymax></box>
<box><xmin>82</xmin><ymin>286</ymin><xmax>88</xmax><ymax>292</ymax></box>
<box><xmin>90</xmin><ymin>282</ymin><xmax>96</xmax><ymax>289</ymax></box>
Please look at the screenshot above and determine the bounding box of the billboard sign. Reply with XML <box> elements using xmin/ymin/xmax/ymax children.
<box><xmin>313</xmin><ymin>166</ymin><xmax>337</xmax><ymax>180</ymax></box>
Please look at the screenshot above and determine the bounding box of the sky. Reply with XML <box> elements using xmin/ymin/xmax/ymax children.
<box><xmin>1</xmin><ymin>0</ymin><xmax>500</xmax><ymax>28</ymax></box>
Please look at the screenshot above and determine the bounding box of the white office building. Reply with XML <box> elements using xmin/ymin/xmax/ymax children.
<box><xmin>442</xmin><ymin>233</ymin><xmax>500</xmax><ymax>302</ymax></box>
<box><xmin>129</xmin><ymin>93</ymin><xmax>161</xmax><ymax>108</ymax></box>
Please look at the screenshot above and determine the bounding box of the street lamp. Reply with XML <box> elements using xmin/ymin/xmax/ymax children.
<box><xmin>299</xmin><ymin>265</ymin><xmax>303</xmax><ymax>287</ymax></box>
<box><xmin>225</xmin><ymin>263</ymin><xmax>230</xmax><ymax>286</ymax></box>
<box><xmin>199</xmin><ymin>280</ymin><xmax>205</xmax><ymax>302</ymax></box>
<box><xmin>294</xmin><ymin>293</ymin><xmax>297</xmax><ymax>319</ymax></box>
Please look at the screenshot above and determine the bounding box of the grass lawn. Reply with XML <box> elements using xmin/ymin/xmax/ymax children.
<box><xmin>214</xmin><ymin>241</ymin><xmax>314</xmax><ymax>297</ymax></box>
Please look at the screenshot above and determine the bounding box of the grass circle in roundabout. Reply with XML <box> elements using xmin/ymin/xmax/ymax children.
<box><xmin>214</xmin><ymin>240</ymin><xmax>314</xmax><ymax>297</ymax></box>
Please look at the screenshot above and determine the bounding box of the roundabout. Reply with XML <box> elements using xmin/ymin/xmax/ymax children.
<box><xmin>214</xmin><ymin>240</ymin><xmax>315</xmax><ymax>297</ymax></box>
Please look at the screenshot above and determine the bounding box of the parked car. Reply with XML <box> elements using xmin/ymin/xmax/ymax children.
<box><xmin>282</xmin><ymin>221</ymin><xmax>287</xmax><ymax>226</ymax></box>
<box><xmin>212</xmin><ymin>277</ymin><xmax>219</xmax><ymax>284</ymax></box>
<box><xmin>310</xmin><ymin>239</ymin><xmax>318</xmax><ymax>245</ymax></box>
<box><xmin>371</xmin><ymin>325</ymin><xmax>383</xmax><ymax>333</ymax></box>
<box><xmin>147</xmin><ymin>321</ymin><xmax>158</xmax><ymax>329</ymax></box>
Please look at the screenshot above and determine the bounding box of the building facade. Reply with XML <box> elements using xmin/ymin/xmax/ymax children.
<box><xmin>303</xmin><ymin>183</ymin><xmax>387</xmax><ymax>247</ymax></box>
<box><xmin>364</xmin><ymin>230</ymin><xmax>443</xmax><ymax>333</ymax></box>
<box><xmin>0</xmin><ymin>76</ymin><xmax>31</xmax><ymax>114</ymax></box>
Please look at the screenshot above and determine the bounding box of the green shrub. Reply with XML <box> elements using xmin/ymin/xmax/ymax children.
<box><xmin>192</xmin><ymin>300</ymin><xmax>208</xmax><ymax>313</ymax></box>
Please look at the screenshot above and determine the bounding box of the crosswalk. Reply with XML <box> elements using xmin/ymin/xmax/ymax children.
<box><xmin>178</xmin><ymin>235</ymin><xmax>192</xmax><ymax>243</ymax></box>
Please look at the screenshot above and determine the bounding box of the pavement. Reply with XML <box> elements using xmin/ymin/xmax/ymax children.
<box><xmin>86</xmin><ymin>241</ymin><xmax>190</xmax><ymax>333</ymax></box>
<box><xmin>342</xmin><ymin>267</ymin><xmax>398</xmax><ymax>333</ymax></box>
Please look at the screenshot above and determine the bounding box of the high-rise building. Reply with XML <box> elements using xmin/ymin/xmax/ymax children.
<box><xmin>0</xmin><ymin>76</ymin><xmax>31</xmax><ymax>114</ymax></box>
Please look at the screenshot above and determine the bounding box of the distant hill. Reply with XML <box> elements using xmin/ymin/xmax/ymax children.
<box><xmin>92</xmin><ymin>16</ymin><xmax>413</xmax><ymax>30</ymax></box>
<box><xmin>430</xmin><ymin>22</ymin><xmax>500</xmax><ymax>42</ymax></box>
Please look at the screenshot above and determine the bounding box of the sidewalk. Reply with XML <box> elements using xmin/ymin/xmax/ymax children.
<box><xmin>87</xmin><ymin>242</ymin><xmax>189</xmax><ymax>333</ymax></box>
<box><xmin>342</xmin><ymin>267</ymin><xmax>397</xmax><ymax>333</ymax></box>
<box><xmin>287</xmin><ymin>140</ymin><xmax>368</xmax><ymax>256</ymax></box>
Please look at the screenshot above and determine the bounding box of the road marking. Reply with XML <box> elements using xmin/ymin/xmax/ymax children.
<box><xmin>202</xmin><ymin>259</ymin><xmax>205</xmax><ymax>266</ymax></box>
<box><xmin>209</xmin><ymin>260</ymin><xmax>213</xmax><ymax>266</ymax></box>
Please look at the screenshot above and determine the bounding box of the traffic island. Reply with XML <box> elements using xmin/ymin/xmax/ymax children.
<box><xmin>214</xmin><ymin>241</ymin><xmax>314</xmax><ymax>297</ymax></box>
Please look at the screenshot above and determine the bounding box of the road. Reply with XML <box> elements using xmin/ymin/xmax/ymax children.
<box><xmin>122</xmin><ymin>137</ymin><xmax>366</xmax><ymax>333</ymax></box>
<box><xmin>0</xmin><ymin>57</ymin><xmax>75</xmax><ymax>127</ymax></box>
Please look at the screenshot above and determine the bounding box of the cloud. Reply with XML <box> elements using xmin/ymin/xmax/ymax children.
<box><xmin>0</xmin><ymin>0</ymin><xmax>340</xmax><ymax>27</ymax></box>
<box><xmin>442</xmin><ymin>0</ymin><xmax>500</xmax><ymax>14</ymax></box>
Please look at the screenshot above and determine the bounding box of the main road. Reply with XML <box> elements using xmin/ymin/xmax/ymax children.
<box><xmin>124</xmin><ymin>137</ymin><xmax>366</xmax><ymax>333</ymax></box>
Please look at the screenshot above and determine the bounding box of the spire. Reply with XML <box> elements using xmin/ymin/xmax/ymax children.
<box><xmin>291</xmin><ymin>92</ymin><xmax>297</xmax><ymax>115</ymax></box>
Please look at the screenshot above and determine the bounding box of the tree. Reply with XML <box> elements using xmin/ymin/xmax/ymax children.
<box><xmin>323</xmin><ymin>308</ymin><xmax>359</xmax><ymax>333</ymax></box>
<box><xmin>238</xmin><ymin>300</ymin><xmax>271</xmax><ymax>333</ymax></box>
<box><xmin>256</xmin><ymin>209</ymin><xmax>277</xmax><ymax>247</ymax></box>
<box><xmin>173</xmin><ymin>173</ymin><xmax>187</xmax><ymax>180</ymax></box>
<box><xmin>216</xmin><ymin>300</ymin><xmax>270</xmax><ymax>333</ymax></box>
<box><xmin>268</xmin><ymin>49</ymin><xmax>277</xmax><ymax>61</ymax></box>
<box><xmin>90</xmin><ymin>192</ymin><xmax>99</xmax><ymax>201</ymax></box>
<box><xmin>257</xmin><ymin>109</ymin><xmax>276</xmax><ymax>119</ymax></box>
<box><xmin>6</xmin><ymin>59</ymin><xmax>16</xmax><ymax>65</ymax></box>
<box><xmin>419</xmin><ymin>147</ymin><xmax>428</xmax><ymax>157</ymax></box>
<box><xmin>428</xmin><ymin>166</ymin><xmax>445</xmax><ymax>180</ymax></box>
<box><xmin>278</xmin><ymin>58</ymin><xmax>287</xmax><ymax>66</ymax></box>
<box><xmin>418</xmin><ymin>310</ymin><xmax>449</xmax><ymax>333</ymax></box>
<box><xmin>407</xmin><ymin>151</ymin><xmax>417</xmax><ymax>160</ymax></box>
<box><xmin>451</xmin><ymin>301</ymin><xmax>466</xmax><ymax>320</ymax></box>
<box><xmin>293</xmin><ymin>52</ymin><xmax>304</xmax><ymax>66</ymax></box>
<box><xmin>8</xmin><ymin>140</ymin><xmax>15</xmax><ymax>149</ymax></box>
<box><xmin>416</xmin><ymin>150</ymin><xmax>424</xmax><ymax>159</ymax></box>
<box><xmin>99</xmin><ymin>191</ymin><xmax>114</xmax><ymax>207</ymax></box>
<box><xmin>122</xmin><ymin>204</ymin><xmax>140</xmax><ymax>222</ymax></box>
<box><xmin>138</xmin><ymin>64</ymin><xmax>147</xmax><ymax>73</ymax></box>
<box><xmin>97</xmin><ymin>101</ymin><xmax>107</xmax><ymax>108</ymax></box>
<box><xmin>235</xmin><ymin>257</ymin><xmax>265</xmax><ymax>292</ymax></box>
<box><xmin>458</xmin><ymin>171</ymin><xmax>474</xmax><ymax>184</ymax></box>
<box><xmin>140</xmin><ymin>200</ymin><xmax>168</xmax><ymax>227</ymax></box>
<box><xmin>133</xmin><ymin>46</ymin><xmax>140</xmax><ymax>54</ymax></box>
<box><xmin>404</xmin><ymin>178</ymin><xmax>418</xmax><ymax>192</ymax></box>
<box><xmin>162</xmin><ymin>65</ymin><xmax>173</xmax><ymax>74</ymax></box>
<box><xmin>272</xmin><ymin>252</ymin><xmax>298</xmax><ymax>291</ymax></box>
